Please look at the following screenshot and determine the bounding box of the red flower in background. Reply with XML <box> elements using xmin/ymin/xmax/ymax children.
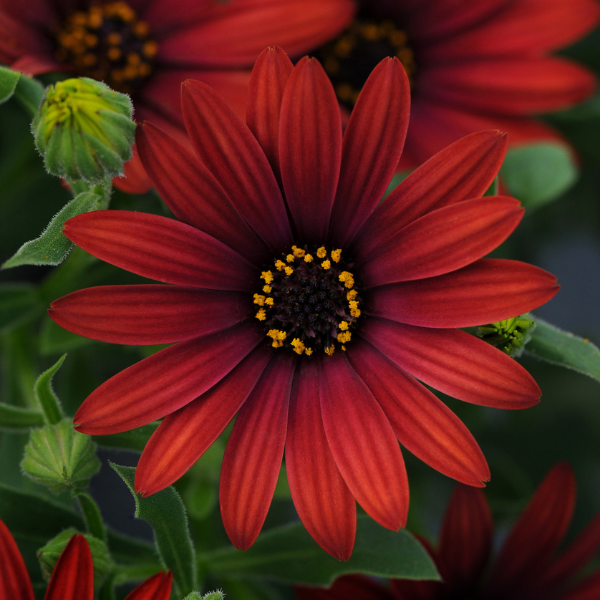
<box><xmin>0</xmin><ymin>0</ymin><xmax>354</xmax><ymax>192</ymax></box>
<box><xmin>0</xmin><ymin>520</ymin><xmax>172</xmax><ymax>600</ymax></box>
<box><xmin>317</xmin><ymin>0</ymin><xmax>600</xmax><ymax>169</ymax></box>
<box><xmin>297</xmin><ymin>463</ymin><xmax>600</xmax><ymax>600</ymax></box>
<box><xmin>49</xmin><ymin>49</ymin><xmax>558</xmax><ymax>559</ymax></box>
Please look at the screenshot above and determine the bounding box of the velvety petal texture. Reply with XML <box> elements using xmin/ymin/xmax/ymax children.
<box><xmin>45</xmin><ymin>535</ymin><xmax>93</xmax><ymax>600</ymax></box>
<box><xmin>124</xmin><ymin>572</ymin><xmax>172</xmax><ymax>600</ymax></box>
<box><xmin>0</xmin><ymin>519</ymin><xmax>34</xmax><ymax>600</ymax></box>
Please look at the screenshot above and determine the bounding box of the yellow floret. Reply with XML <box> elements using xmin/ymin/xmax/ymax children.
<box><xmin>339</xmin><ymin>321</ymin><xmax>349</xmax><ymax>331</ymax></box>
<box><xmin>337</xmin><ymin>331</ymin><xmax>351</xmax><ymax>343</ymax></box>
<box><xmin>263</xmin><ymin>285</ymin><xmax>272</xmax><ymax>293</ymax></box>
<box><xmin>253</xmin><ymin>294</ymin><xmax>265</xmax><ymax>306</ymax></box>
<box><xmin>256</xmin><ymin>309</ymin><xmax>266</xmax><ymax>321</ymax></box>
<box><xmin>305</xmin><ymin>348</ymin><xmax>313</xmax><ymax>356</ymax></box>
<box><xmin>316</xmin><ymin>247</ymin><xmax>327</xmax><ymax>258</ymax></box>
<box><xmin>321</xmin><ymin>260</ymin><xmax>331</xmax><ymax>270</ymax></box>
<box><xmin>304</xmin><ymin>254</ymin><xmax>313</xmax><ymax>263</ymax></box>
<box><xmin>350</xmin><ymin>308</ymin><xmax>361</xmax><ymax>318</ymax></box>
<box><xmin>324</xmin><ymin>344</ymin><xmax>335</xmax><ymax>356</ymax></box>
<box><xmin>331</xmin><ymin>249</ymin><xmax>342</xmax><ymax>263</ymax></box>
<box><xmin>275</xmin><ymin>260</ymin><xmax>286</xmax><ymax>271</ymax></box>
<box><xmin>292</xmin><ymin>245</ymin><xmax>306</xmax><ymax>258</ymax></box>
<box><xmin>291</xmin><ymin>338</ymin><xmax>306</xmax><ymax>355</ymax></box>
<box><xmin>347</xmin><ymin>289</ymin><xmax>358</xmax><ymax>301</ymax></box>
<box><xmin>286</xmin><ymin>254</ymin><xmax>295</xmax><ymax>263</ymax></box>
<box><xmin>284</xmin><ymin>266</ymin><xmax>294</xmax><ymax>276</ymax></box>
<box><xmin>261</xmin><ymin>271</ymin><xmax>274</xmax><ymax>284</ymax></box>
<box><xmin>265</xmin><ymin>297</ymin><xmax>274</xmax><ymax>306</ymax></box>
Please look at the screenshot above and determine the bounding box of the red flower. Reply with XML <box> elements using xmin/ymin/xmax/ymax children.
<box><xmin>49</xmin><ymin>48</ymin><xmax>558</xmax><ymax>559</ymax></box>
<box><xmin>0</xmin><ymin>0</ymin><xmax>354</xmax><ymax>192</ymax></box>
<box><xmin>0</xmin><ymin>520</ymin><xmax>172</xmax><ymax>600</ymax></box>
<box><xmin>297</xmin><ymin>463</ymin><xmax>600</xmax><ymax>600</ymax></box>
<box><xmin>316</xmin><ymin>0</ymin><xmax>600</xmax><ymax>168</ymax></box>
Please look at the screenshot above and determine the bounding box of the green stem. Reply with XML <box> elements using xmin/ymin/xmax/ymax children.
<box><xmin>75</xmin><ymin>491</ymin><xmax>106</xmax><ymax>542</ymax></box>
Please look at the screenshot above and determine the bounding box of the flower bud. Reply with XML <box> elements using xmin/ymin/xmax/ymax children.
<box><xmin>37</xmin><ymin>529</ymin><xmax>111</xmax><ymax>586</ymax></box>
<box><xmin>21</xmin><ymin>418</ymin><xmax>100</xmax><ymax>493</ymax></box>
<box><xmin>32</xmin><ymin>77</ymin><xmax>135</xmax><ymax>182</ymax></box>
<box><xmin>477</xmin><ymin>315</ymin><xmax>536</xmax><ymax>357</ymax></box>
<box><xmin>184</xmin><ymin>592</ymin><xmax>225</xmax><ymax>600</ymax></box>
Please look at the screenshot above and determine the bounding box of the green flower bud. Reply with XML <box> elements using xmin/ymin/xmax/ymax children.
<box><xmin>38</xmin><ymin>529</ymin><xmax>112</xmax><ymax>587</ymax></box>
<box><xmin>477</xmin><ymin>315</ymin><xmax>536</xmax><ymax>358</ymax></box>
<box><xmin>183</xmin><ymin>592</ymin><xmax>225</xmax><ymax>600</ymax></box>
<box><xmin>32</xmin><ymin>77</ymin><xmax>135</xmax><ymax>182</ymax></box>
<box><xmin>21</xmin><ymin>418</ymin><xmax>100</xmax><ymax>493</ymax></box>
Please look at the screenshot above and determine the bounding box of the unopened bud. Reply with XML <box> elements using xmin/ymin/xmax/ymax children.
<box><xmin>37</xmin><ymin>529</ymin><xmax>111</xmax><ymax>586</ymax></box>
<box><xmin>21</xmin><ymin>418</ymin><xmax>100</xmax><ymax>493</ymax></box>
<box><xmin>32</xmin><ymin>77</ymin><xmax>135</xmax><ymax>182</ymax></box>
<box><xmin>477</xmin><ymin>315</ymin><xmax>536</xmax><ymax>357</ymax></box>
<box><xmin>184</xmin><ymin>592</ymin><xmax>225</xmax><ymax>600</ymax></box>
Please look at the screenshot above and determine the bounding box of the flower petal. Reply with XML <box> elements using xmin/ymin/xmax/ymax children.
<box><xmin>485</xmin><ymin>463</ymin><xmax>576</xmax><ymax>594</ymax></box>
<box><xmin>74</xmin><ymin>322</ymin><xmax>262</xmax><ymax>434</ymax></box>
<box><xmin>296</xmin><ymin>575</ymin><xmax>394</xmax><ymax>600</ymax></box>
<box><xmin>360</xmin><ymin>319</ymin><xmax>540</xmax><ymax>408</ymax></box>
<box><xmin>555</xmin><ymin>570</ymin><xmax>600</xmax><ymax>600</ymax></box>
<box><xmin>354</xmin><ymin>131</ymin><xmax>507</xmax><ymax>261</ymax></box>
<box><xmin>347</xmin><ymin>342</ymin><xmax>489</xmax><ymax>487</ymax></box>
<box><xmin>135</xmin><ymin>347</ymin><xmax>272</xmax><ymax>496</ymax></box>
<box><xmin>220</xmin><ymin>354</ymin><xmax>295</xmax><ymax>550</ymax></box>
<box><xmin>359</xmin><ymin>196</ymin><xmax>523</xmax><ymax>286</ymax></box>
<box><xmin>287</xmin><ymin>359</ymin><xmax>356</xmax><ymax>560</ymax></box>
<box><xmin>0</xmin><ymin>518</ymin><xmax>34</xmax><ymax>600</ymax></box>
<box><xmin>114</xmin><ymin>150</ymin><xmax>152</xmax><ymax>195</ymax></box>
<box><xmin>182</xmin><ymin>80</ymin><xmax>292</xmax><ymax>251</ymax></box>
<box><xmin>246</xmin><ymin>46</ymin><xmax>294</xmax><ymax>184</ymax></box>
<box><xmin>124</xmin><ymin>572</ymin><xmax>173</xmax><ymax>600</ymax></box>
<box><xmin>49</xmin><ymin>285</ymin><xmax>251</xmax><ymax>345</ymax></box>
<box><xmin>437</xmin><ymin>486</ymin><xmax>492</xmax><ymax>593</ymax></box>
<box><xmin>136</xmin><ymin>122</ymin><xmax>268</xmax><ymax>265</ymax></box>
<box><xmin>279</xmin><ymin>57</ymin><xmax>342</xmax><ymax>245</ymax></box>
<box><xmin>319</xmin><ymin>353</ymin><xmax>409</xmax><ymax>531</ymax></box>
<box><xmin>421</xmin><ymin>58</ymin><xmax>596</xmax><ymax>115</ymax></box>
<box><xmin>45</xmin><ymin>535</ymin><xmax>93</xmax><ymax>600</ymax></box>
<box><xmin>64</xmin><ymin>211</ymin><xmax>257</xmax><ymax>292</ymax></box>
<box><xmin>329</xmin><ymin>57</ymin><xmax>410</xmax><ymax>248</ymax></box>
<box><xmin>366</xmin><ymin>258</ymin><xmax>559</xmax><ymax>328</ymax></box>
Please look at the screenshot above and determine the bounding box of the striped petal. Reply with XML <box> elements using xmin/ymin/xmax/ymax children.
<box><xmin>64</xmin><ymin>211</ymin><xmax>257</xmax><ymax>292</ymax></box>
<box><xmin>74</xmin><ymin>322</ymin><xmax>262</xmax><ymax>434</ymax></box>
<box><xmin>45</xmin><ymin>535</ymin><xmax>93</xmax><ymax>600</ymax></box>
<box><xmin>220</xmin><ymin>354</ymin><xmax>295</xmax><ymax>550</ymax></box>
<box><xmin>0</xmin><ymin>519</ymin><xmax>34</xmax><ymax>600</ymax></box>
<box><xmin>124</xmin><ymin>572</ymin><xmax>172</xmax><ymax>600</ymax></box>
<box><xmin>287</xmin><ymin>359</ymin><xmax>356</xmax><ymax>560</ymax></box>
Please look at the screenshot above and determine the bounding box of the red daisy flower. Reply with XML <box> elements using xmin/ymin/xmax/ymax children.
<box><xmin>316</xmin><ymin>0</ymin><xmax>600</xmax><ymax>168</ymax></box>
<box><xmin>49</xmin><ymin>48</ymin><xmax>559</xmax><ymax>559</ymax></box>
<box><xmin>297</xmin><ymin>463</ymin><xmax>600</xmax><ymax>600</ymax></box>
<box><xmin>0</xmin><ymin>0</ymin><xmax>354</xmax><ymax>192</ymax></box>
<box><xmin>0</xmin><ymin>519</ymin><xmax>172</xmax><ymax>600</ymax></box>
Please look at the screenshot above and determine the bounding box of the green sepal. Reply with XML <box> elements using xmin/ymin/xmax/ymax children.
<box><xmin>2</xmin><ymin>190</ymin><xmax>102</xmax><ymax>268</ymax></box>
<box><xmin>0</xmin><ymin>403</ymin><xmax>44</xmax><ymax>431</ymax></box>
<box><xmin>37</xmin><ymin>528</ymin><xmax>112</xmax><ymax>587</ymax></box>
<box><xmin>200</xmin><ymin>515</ymin><xmax>439</xmax><ymax>586</ymax></box>
<box><xmin>525</xmin><ymin>314</ymin><xmax>600</xmax><ymax>384</ymax></box>
<box><xmin>0</xmin><ymin>66</ymin><xmax>20</xmax><ymax>104</ymax></box>
<box><xmin>34</xmin><ymin>354</ymin><xmax>66</xmax><ymax>425</ymax></box>
<box><xmin>21</xmin><ymin>419</ymin><xmax>100</xmax><ymax>492</ymax></box>
<box><xmin>111</xmin><ymin>463</ymin><xmax>197</xmax><ymax>597</ymax></box>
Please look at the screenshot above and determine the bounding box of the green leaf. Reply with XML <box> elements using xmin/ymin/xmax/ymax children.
<box><xmin>200</xmin><ymin>515</ymin><xmax>439</xmax><ymax>586</ymax></box>
<box><xmin>0</xmin><ymin>403</ymin><xmax>44</xmax><ymax>431</ymax></box>
<box><xmin>0</xmin><ymin>283</ymin><xmax>42</xmax><ymax>333</ymax></box>
<box><xmin>0</xmin><ymin>67</ymin><xmax>20</xmax><ymax>104</ymax></box>
<box><xmin>383</xmin><ymin>171</ymin><xmax>410</xmax><ymax>200</ymax></box>
<box><xmin>2</xmin><ymin>191</ymin><xmax>102</xmax><ymax>269</ymax></box>
<box><xmin>111</xmin><ymin>463</ymin><xmax>197</xmax><ymax>596</ymax></box>
<box><xmin>525</xmin><ymin>314</ymin><xmax>600</xmax><ymax>384</ymax></box>
<box><xmin>484</xmin><ymin>176</ymin><xmax>499</xmax><ymax>197</ymax></box>
<box><xmin>13</xmin><ymin>74</ymin><xmax>45</xmax><ymax>116</ymax></box>
<box><xmin>500</xmin><ymin>143</ymin><xmax>578</xmax><ymax>209</ymax></box>
<box><xmin>34</xmin><ymin>354</ymin><xmax>66</xmax><ymax>425</ymax></box>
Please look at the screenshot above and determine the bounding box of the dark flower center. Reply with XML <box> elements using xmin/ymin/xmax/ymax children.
<box><xmin>54</xmin><ymin>1</ymin><xmax>157</xmax><ymax>94</ymax></box>
<box><xmin>316</xmin><ymin>18</ymin><xmax>415</xmax><ymax>110</ymax></box>
<box><xmin>254</xmin><ymin>246</ymin><xmax>363</xmax><ymax>356</ymax></box>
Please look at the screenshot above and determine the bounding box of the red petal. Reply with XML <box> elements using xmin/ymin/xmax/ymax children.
<box><xmin>329</xmin><ymin>57</ymin><xmax>410</xmax><ymax>248</ymax></box>
<box><xmin>485</xmin><ymin>463</ymin><xmax>576</xmax><ymax>594</ymax></box>
<box><xmin>366</xmin><ymin>258</ymin><xmax>559</xmax><ymax>328</ymax></box>
<box><xmin>182</xmin><ymin>80</ymin><xmax>292</xmax><ymax>252</ymax></box>
<box><xmin>319</xmin><ymin>353</ymin><xmax>409</xmax><ymax>531</ymax></box>
<box><xmin>359</xmin><ymin>196</ymin><xmax>523</xmax><ymax>286</ymax></box>
<box><xmin>246</xmin><ymin>46</ymin><xmax>294</xmax><ymax>183</ymax></box>
<box><xmin>74</xmin><ymin>322</ymin><xmax>262</xmax><ymax>434</ymax></box>
<box><xmin>158</xmin><ymin>0</ymin><xmax>354</xmax><ymax>67</ymax></box>
<box><xmin>45</xmin><ymin>535</ymin><xmax>93</xmax><ymax>600</ymax></box>
<box><xmin>124</xmin><ymin>572</ymin><xmax>172</xmax><ymax>600</ymax></box>
<box><xmin>296</xmin><ymin>575</ymin><xmax>395</xmax><ymax>600</ymax></box>
<box><xmin>354</xmin><ymin>131</ymin><xmax>507</xmax><ymax>261</ymax></box>
<box><xmin>555</xmin><ymin>570</ymin><xmax>600</xmax><ymax>600</ymax></box>
<box><xmin>113</xmin><ymin>150</ymin><xmax>152</xmax><ymax>195</ymax></box>
<box><xmin>286</xmin><ymin>359</ymin><xmax>356</xmax><ymax>560</ymax></box>
<box><xmin>437</xmin><ymin>486</ymin><xmax>492</xmax><ymax>593</ymax></box>
<box><xmin>136</xmin><ymin>122</ymin><xmax>268</xmax><ymax>265</ymax></box>
<box><xmin>49</xmin><ymin>285</ymin><xmax>251</xmax><ymax>345</ymax></box>
<box><xmin>135</xmin><ymin>347</ymin><xmax>272</xmax><ymax>496</ymax></box>
<box><xmin>64</xmin><ymin>211</ymin><xmax>257</xmax><ymax>292</ymax></box>
<box><xmin>0</xmin><ymin>519</ymin><xmax>34</xmax><ymax>600</ymax></box>
<box><xmin>421</xmin><ymin>58</ymin><xmax>596</xmax><ymax>115</ymax></box>
<box><xmin>279</xmin><ymin>57</ymin><xmax>342</xmax><ymax>245</ymax></box>
<box><xmin>220</xmin><ymin>354</ymin><xmax>295</xmax><ymax>550</ymax></box>
<box><xmin>360</xmin><ymin>319</ymin><xmax>541</xmax><ymax>408</ymax></box>
<box><xmin>347</xmin><ymin>342</ymin><xmax>489</xmax><ymax>487</ymax></box>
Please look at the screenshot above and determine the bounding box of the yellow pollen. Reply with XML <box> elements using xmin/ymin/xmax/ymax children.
<box><xmin>275</xmin><ymin>260</ymin><xmax>286</xmax><ymax>271</ymax></box>
<box><xmin>339</xmin><ymin>272</ymin><xmax>355</xmax><ymax>288</ymax></box>
<box><xmin>321</xmin><ymin>260</ymin><xmax>331</xmax><ymax>270</ymax></box>
<box><xmin>286</xmin><ymin>254</ymin><xmax>295</xmax><ymax>263</ymax></box>
<box><xmin>292</xmin><ymin>245</ymin><xmax>306</xmax><ymax>258</ymax></box>
<box><xmin>341</xmin><ymin>345</ymin><xmax>347</xmax><ymax>352</ymax></box>
<box><xmin>267</xmin><ymin>329</ymin><xmax>287</xmax><ymax>348</ymax></box>
<box><xmin>253</xmin><ymin>294</ymin><xmax>265</xmax><ymax>306</ymax></box>
<box><xmin>142</xmin><ymin>40</ymin><xmax>158</xmax><ymax>58</ymax></box>
<box><xmin>304</xmin><ymin>254</ymin><xmax>313</xmax><ymax>263</ymax></box>
<box><xmin>262</xmin><ymin>285</ymin><xmax>272</xmax><ymax>293</ymax></box>
<box><xmin>339</xmin><ymin>321</ymin><xmax>349</xmax><ymax>331</ymax></box>
<box><xmin>261</xmin><ymin>271</ymin><xmax>274</xmax><ymax>284</ymax></box>
<box><xmin>337</xmin><ymin>331</ymin><xmax>352</xmax><ymax>343</ymax></box>
<box><xmin>284</xmin><ymin>266</ymin><xmax>294</xmax><ymax>276</ymax></box>
<box><xmin>106</xmin><ymin>32</ymin><xmax>122</xmax><ymax>45</ymax></box>
<box><xmin>265</xmin><ymin>297</ymin><xmax>274</xmax><ymax>306</ymax></box>
<box><xmin>316</xmin><ymin>247</ymin><xmax>327</xmax><ymax>259</ymax></box>
<box><xmin>324</xmin><ymin>344</ymin><xmax>335</xmax><ymax>356</ymax></box>
<box><xmin>305</xmin><ymin>348</ymin><xmax>313</xmax><ymax>356</ymax></box>
<box><xmin>256</xmin><ymin>309</ymin><xmax>266</xmax><ymax>321</ymax></box>
<box><xmin>331</xmin><ymin>249</ymin><xmax>342</xmax><ymax>263</ymax></box>
<box><xmin>291</xmin><ymin>338</ymin><xmax>306</xmax><ymax>355</ymax></box>
<box><xmin>350</xmin><ymin>308</ymin><xmax>361</xmax><ymax>318</ymax></box>
<box><xmin>347</xmin><ymin>289</ymin><xmax>358</xmax><ymax>300</ymax></box>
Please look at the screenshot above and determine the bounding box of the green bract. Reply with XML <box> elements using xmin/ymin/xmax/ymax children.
<box><xmin>32</xmin><ymin>77</ymin><xmax>135</xmax><ymax>182</ymax></box>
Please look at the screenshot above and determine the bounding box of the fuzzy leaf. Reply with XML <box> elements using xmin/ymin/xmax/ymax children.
<box><xmin>0</xmin><ymin>66</ymin><xmax>20</xmax><ymax>104</ymax></box>
<box><xmin>34</xmin><ymin>354</ymin><xmax>66</xmax><ymax>425</ymax></box>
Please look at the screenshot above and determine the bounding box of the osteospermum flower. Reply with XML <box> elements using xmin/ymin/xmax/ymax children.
<box><xmin>0</xmin><ymin>519</ymin><xmax>172</xmax><ymax>600</ymax></box>
<box><xmin>316</xmin><ymin>0</ymin><xmax>600</xmax><ymax>168</ymax></box>
<box><xmin>0</xmin><ymin>0</ymin><xmax>354</xmax><ymax>192</ymax></box>
<box><xmin>297</xmin><ymin>463</ymin><xmax>600</xmax><ymax>600</ymax></box>
<box><xmin>49</xmin><ymin>48</ymin><xmax>559</xmax><ymax>559</ymax></box>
